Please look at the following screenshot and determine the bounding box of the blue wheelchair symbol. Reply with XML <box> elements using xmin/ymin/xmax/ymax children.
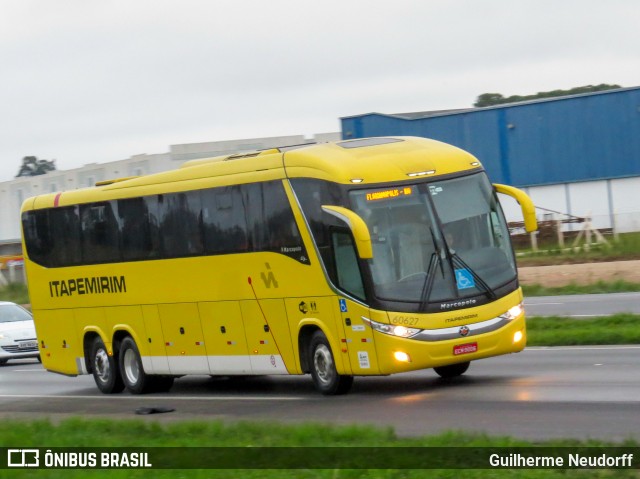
<box><xmin>339</xmin><ymin>299</ymin><xmax>348</xmax><ymax>312</ymax></box>
<box><xmin>455</xmin><ymin>269</ymin><xmax>475</xmax><ymax>290</ymax></box>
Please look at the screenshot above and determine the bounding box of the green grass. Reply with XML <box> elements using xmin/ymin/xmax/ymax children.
<box><xmin>0</xmin><ymin>282</ymin><xmax>30</xmax><ymax>304</ymax></box>
<box><xmin>522</xmin><ymin>280</ymin><xmax>640</xmax><ymax>296</ymax></box>
<box><xmin>1</xmin><ymin>419</ymin><xmax>638</xmax><ymax>478</ymax></box>
<box><xmin>527</xmin><ymin>314</ymin><xmax>640</xmax><ymax>346</ymax></box>
<box><xmin>515</xmin><ymin>231</ymin><xmax>640</xmax><ymax>267</ymax></box>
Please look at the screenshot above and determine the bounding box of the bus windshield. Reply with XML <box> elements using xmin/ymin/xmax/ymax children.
<box><xmin>348</xmin><ymin>173</ymin><xmax>516</xmax><ymax>307</ymax></box>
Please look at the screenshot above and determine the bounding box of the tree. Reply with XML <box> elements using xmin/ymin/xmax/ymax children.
<box><xmin>16</xmin><ymin>156</ymin><xmax>56</xmax><ymax>177</ymax></box>
<box><xmin>473</xmin><ymin>84</ymin><xmax>622</xmax><ymax>107</ymax></box>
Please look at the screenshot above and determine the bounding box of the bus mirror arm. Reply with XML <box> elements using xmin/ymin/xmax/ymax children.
<box><xmin>321</xmin><ymin>205</ymin><xmax>373</xmax><ymax>259</ymax></box>
<box><xmin>493</xmin><ymin>184</ymin><xmax>538</xmax><ymax>233</ymax></box>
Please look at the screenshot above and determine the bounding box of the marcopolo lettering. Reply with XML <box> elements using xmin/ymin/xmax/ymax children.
<box><xmin>49</xmin><ymin>276</ymin><xmax>127</xmax><ymax>297</ymax></box>
<box><xmin>440</xmin><ymin>299</ymin><xmax>477</xmax><ymax>310</ymax></box>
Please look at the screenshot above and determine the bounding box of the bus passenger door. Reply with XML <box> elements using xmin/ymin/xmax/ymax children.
<box><xmin>158</xmin><ymin>303</ymin><xmax>209</xmax><ymax>374</ymax></box>
<box><xmin>337</xmin><ymin>298</ymin><xmax>379</xmax><ymax>375</ymax></box>
<box><xmin>330</xmin><ymin>229</ymin><xmax>379</xmax><ymax>374</ymax></box>
<box><xmin>199</xmin><ymin>301</ymin><xmax>252</xmax><ymax>374</ymax></box>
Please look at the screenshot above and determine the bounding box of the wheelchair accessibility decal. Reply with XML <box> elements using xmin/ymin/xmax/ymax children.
<box><xmin>455</xmin><ymin>268</ymin><xmax>475</xmax><ymax>290</ymax></box>
<box><xmin>339</xmin><ymin>299</ymin><xmax>348</xmax><ymax>313</ymax></box>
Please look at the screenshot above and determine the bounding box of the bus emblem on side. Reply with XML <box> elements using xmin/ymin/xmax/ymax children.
<box><xmin>260</xmin><ymin>263</ymin><xmax>279</xmax><ymax>288</ymax></box>
<box><xmin>459</xmin><ymin>326</ymin><xmax>470</xmax><ymax>337</ymax></box>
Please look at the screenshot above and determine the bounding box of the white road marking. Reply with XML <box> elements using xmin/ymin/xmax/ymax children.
<box><xmin>0</xmin><ymin>394</ymin><xmax>305</xmax><ymax>401</ymax></box>
<box><xmin>526</xmin><ymin>345</ymin><xmax>640</xmax><ymax>351</ymax></box>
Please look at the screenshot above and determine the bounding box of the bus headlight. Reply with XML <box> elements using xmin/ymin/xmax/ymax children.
<box><xmin>503</xmin><ymin>303</ymin><xmax>524</xmax><ymax>320</ymax></box>
<box><xmin>362</xmin><ymin>317</ymin><xmax>421</xmax><ymax>338</ymax></box>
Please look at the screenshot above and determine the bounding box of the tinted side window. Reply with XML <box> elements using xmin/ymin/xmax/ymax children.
<box><xmin>22</xmin><ymin>210</ymin><xmax>53</xmax><ymax>267</ymax></box>
<box><xmin>332</xmin><ymin>230</ymin><xmax>365</xmax><ymax>300</ymax></box>
<box><xmin>158</xmin><ymin>191</ymin><xmax>204</xmax><ymax>257</ymax></box>
<box><xmin>290</xmin><ymin>178</ymin><xmax>344</xmax><ymax>269</ymax></box>
<box><xmin>49</xmin><ymin>206</ymin><xmax>82</xmax><ymax>266</ymax></box>
<box><xmin>244</xmin><ymin>181</ymin><xmax>308</xmax><ymax>263</ymax></box>
<box><xmin>80</xmin><ymin>201</ymin><xmax>121</xmax><ymax>263</ymax></box>
<box><xmin>22</xmin><ymin>181</ymin><xmax>307</xmax><ymax>267</ymax></box>
<box><xmin>201</xmin><ymin>186</ymin><xmax>249</xmax><ymax>254</ymax></box>
<box><xmin>118</xmin><ymin>197</ymin><xmax>160</xmax><ymax>261</ymax></box>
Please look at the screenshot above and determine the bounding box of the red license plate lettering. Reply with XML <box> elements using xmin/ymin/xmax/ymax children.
<box><xmin>453</xmin><ymin>342</ymin><xmax>478</xmax><ymax>356</ymax></box>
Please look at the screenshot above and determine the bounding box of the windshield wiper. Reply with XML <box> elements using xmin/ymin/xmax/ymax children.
<box><xmin>418</xmin><ymin>228</ymin><xmax>446</xmax><ymax>311</ymax></box>
<box><xmin>418</xmin><ymin>253</ymin><xmax>439</xmax><ymax>311</ymax></box>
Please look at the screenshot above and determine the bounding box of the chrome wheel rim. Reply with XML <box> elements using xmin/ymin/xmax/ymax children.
<box><xmin>313</xmin><ymin>344</ymin><xmax>335</xmax><ymax>386</ymax></box>
<box><xmin>94</xmin><ymin>348</ymin><xmax>110</xmax><ymax>383</ymax></box>
<box><xmin>123</xmin><ymin>348</ymin><xmax>139</xmax><ymax>385</ymax></box>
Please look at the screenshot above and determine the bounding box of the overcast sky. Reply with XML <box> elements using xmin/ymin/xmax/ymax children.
<box><xmin>1</xmin><ymin>0</ymin><xmax>638</xmax><ymax>182</ymax></box>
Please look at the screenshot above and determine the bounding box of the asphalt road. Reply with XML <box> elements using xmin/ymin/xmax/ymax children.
<box><xmin>524</xmin><ymin>292</ymin><xmax>640</xmax><ymax>317</ymax></box>
<box><xmin>1</xmin><ymin>345</ymin><xmax>639</xmax><ymax>441</ymax></box>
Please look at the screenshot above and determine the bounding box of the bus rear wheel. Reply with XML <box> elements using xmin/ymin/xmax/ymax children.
<box><xmin>119</xmin><ymin>337</ymin><xmax>174</xmax><ymax>394</ymax></box>
<box><xmin>309</xmin><ymin>331</ymin><xmax>353</xmax><ymax>395</ymax></box>
<box><xmin>90</xmin><ymin>337</ymin><xmax>125</xmax><ymax>394</ymax></box>
<box><xmin>433</xmin><ymin>361</ymin><xmax>470</xmax><ymax>379</ymax></box>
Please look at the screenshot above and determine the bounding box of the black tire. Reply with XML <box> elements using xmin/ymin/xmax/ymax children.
<box><xmin>119</xmin><ymin>336</ymin><xmax>174</xmax><ymax>394</ymax></box>
<box><xmin>0</xmin><ymin>359</ymin><xmax>7</xmax><ymax>366</ymax></box>
<box><xmin>309</xmin><ymin>331</ymin><xmax>353</xmax><ymax>395</ymax></box>
<box><xmin>90</xmin><ymin>337</ymin><xmax>125</xmax><ymax>394</ymax></box>
<box><xmin>37</xmin><ymin>354</ymin><xmax>42</xmax><ymax>363</ymax></box>
<box><xmin>434</xmin><ymin>361</ymin><xmax>470</xmax><ymax>379</ymax></box>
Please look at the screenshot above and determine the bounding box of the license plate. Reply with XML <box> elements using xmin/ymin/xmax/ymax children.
<box><xmin>19</xmin><ymin>341</ymin><xmax>38</xmax><ymax>349</ymax></box>
<box><xmin>453</xmin><ymin>342</ymin><xmax>478</xmax><ymax>356</ymax></box>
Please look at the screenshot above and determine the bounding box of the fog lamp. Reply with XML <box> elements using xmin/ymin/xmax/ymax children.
<box><xmin>394</xmin><ymin>351</ymin><xmax>411</xmax><ymax>363</ymax></box>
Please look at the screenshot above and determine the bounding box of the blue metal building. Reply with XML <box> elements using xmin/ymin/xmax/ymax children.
<box><xmin>341</xmin><ymin>87</ymin><xmax>640</xmax><ymax>188</ymax></box>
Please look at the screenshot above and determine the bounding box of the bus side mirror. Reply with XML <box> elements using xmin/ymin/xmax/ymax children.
<box><xmin>493</xmin><ymin>184</ymin><xmax>538</xmax><ymax>233</ymax></box>
<box><xmin>321</xmin><ymin>205</ymin><xmax>373</xmax><ymax>259</ymax></box>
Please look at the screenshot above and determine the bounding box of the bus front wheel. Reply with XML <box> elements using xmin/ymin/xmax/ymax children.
<box><xmin>309</xmin><ymin>331</ymin><xmax>353</xmax><ymax>395</ymax></box>
<box><xmin>433</xmin><ymin>361</ymin><xmax>470</xmax><ymax>379</ymax></box>
<box><xmin>119</xmin><ymin>337</ymin><xmax>174</xmax><ymax>394</ymax></box>
<box><xmin>90</xmin><ymin>337</ymin><xmax>125</xmax><ymax>394</ymax></box>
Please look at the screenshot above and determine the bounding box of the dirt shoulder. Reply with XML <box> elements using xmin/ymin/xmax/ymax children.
<box><xmin>518</xmin><ymin>260</ymin><xmax>640</xmax><ymax>287</ymax></box>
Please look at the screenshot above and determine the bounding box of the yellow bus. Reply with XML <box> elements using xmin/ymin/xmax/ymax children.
<box><xmin>21</xmin><ymin>136</ymin><xmax>537</xmax><ymax>395</ymax></box>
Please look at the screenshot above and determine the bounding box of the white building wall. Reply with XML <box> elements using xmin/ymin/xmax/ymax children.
<box><xmin>501</xmin><ymin>177</ymin><xmax>640</xmax><ymax>235</ymax></box>
<box><xmin>524</xmin><ymin>184</ymin><xmax>568</xmax><ymax>218</ymax></box>
<box><xmin>567</xmin><ymin>181</ymin><xmax>611</xmax><ymax>230</ymax></box>
<box><xmin>610</xmin><ymin>177</ymin><xmax>640</xmax><ymax>233</ymax></box>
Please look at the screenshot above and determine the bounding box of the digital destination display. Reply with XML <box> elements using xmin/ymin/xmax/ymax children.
<box><xmin>365</xmin><ymin>186</ymin><xmax>414</xmax><ymax>202</ymax></box>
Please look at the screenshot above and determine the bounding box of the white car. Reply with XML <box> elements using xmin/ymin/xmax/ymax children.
<box><xmin>0</xmin><ymin>301</ymin><xmax>39</xmax><ymax>365</ymax></box>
